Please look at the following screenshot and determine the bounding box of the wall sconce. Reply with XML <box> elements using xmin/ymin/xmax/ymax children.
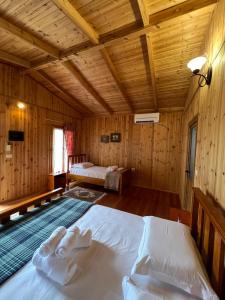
<box><xmin>187</xmin><ymin>56</ymin><xmax>212</xmax><ymax>87</ymax></box>
<box><xmin>17</xmin><ymin>102</ymin><xmax>26</xmax><ymax>109</ymax></box>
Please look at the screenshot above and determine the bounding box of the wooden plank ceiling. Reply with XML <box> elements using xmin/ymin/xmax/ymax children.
<box><xmin>0</xmin><ymin>0</ymin><xmax>216</xmax><ymax>116</ymax></box>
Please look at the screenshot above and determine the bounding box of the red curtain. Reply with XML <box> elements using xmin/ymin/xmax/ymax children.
<box><xmin>64</xmin><ymin>125</ymin><xmax>75</xmax><ymax>156</ymax></box>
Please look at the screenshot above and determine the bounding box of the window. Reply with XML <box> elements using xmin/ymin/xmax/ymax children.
<box><xmin>53</xmin><ymin>128</ymin><xmax>65</xmax><ymax>173</ymax></box>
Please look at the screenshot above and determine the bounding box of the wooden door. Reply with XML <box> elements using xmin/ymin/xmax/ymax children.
<box><xmin>184</xmin><ymin>119</ymin><xmax>198</xmax><ymax>210</ymax></box>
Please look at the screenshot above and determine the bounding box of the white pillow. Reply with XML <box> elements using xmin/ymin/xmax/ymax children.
<box><xmin>106</xmin><ymin>165</ymin><xmax>118</xmax><ymax>172</ymax></box>
<box><xmin>117</xmin><ymin>167</ymin><xmax>125</xmax><ymax>172</ymax></box>
<box><xmin>71</xmin><ymin>162</ymin><xmax>94</xmax><ymax>169</ymax></box>
<box><xmin>131</xmin><ymin>216</ymin><xmax>218</xmax><ymax>300</ymax></box>
<box><xmin>122</xmin><ymin>276</ymin><xmax>197</xmax><ymax>300</ymax></box>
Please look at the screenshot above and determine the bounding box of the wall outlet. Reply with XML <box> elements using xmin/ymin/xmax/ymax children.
<box><xmin>131</xmin><ymin>168</ymin><xmax>136</xmax><ymax>172</ymax></box>
<box><xmin>6</xmin><ymin>144</ymin><xmax>11</xmax><ymax>152</ymax></box>
<box><xmin>6</xmin><ymin>153</ymin><xmax>13</xmax><ymax>159</ymax></box>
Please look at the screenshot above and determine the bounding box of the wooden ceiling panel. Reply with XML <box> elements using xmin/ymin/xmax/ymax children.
<box><xmin>0</xmin><ymin>29</ymin><xmax>47</xmax><ymax>62</ymax></box>
<box><xmin>72</xmin><ymin>0</ymin><xmax>139</xmax><ymax>35</ymax></box>
<box><xmin>70</xmin><ymin>51</ymin><xmax>130</xmax><ymax>112</ymax></box>
<box><xmin>145</xmin><ymin>0</ymin><xmax>186</xmax><ymax>15</ymax></box>
<box><xmin>108</xmin><ymin>37</ymin><xmax>155</xmax><ymax>111</ymax></box>
<box><xmin>151</xmin><ymin>6</ymin><xmax>214</xmax><ymax>108</ymax></box>
<box><xmin>29</xmin><ymin>70</ymin><xmax>86</xmax><ymax>115</ymax></box>
<box><xmin>0</xmin><ymin>0</ymin><xmax>217</xmax><ymax>113</ymax></box>
<box><xmin>0</xmin><ymin>0</ymin><xmax>87</xmax><ymax>50</ymax></box>
<box><xmin>43</xmin><ymin>63</ymin><xmax>106</xmax><ymax>114</ymax></box>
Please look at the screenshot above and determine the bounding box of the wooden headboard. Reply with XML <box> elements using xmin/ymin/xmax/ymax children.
<box><xmin>192</xmin><ymin>188</ymin><xmax>225</xmax><ymax>299</ymax></box>
<box><xmin>67</xmin><ymin>154</ymin><xmax>88</xmax><ymax>172</ymax></box>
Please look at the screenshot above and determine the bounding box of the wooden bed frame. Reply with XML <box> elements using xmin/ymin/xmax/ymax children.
<box><xmin>67</xmin><ymin>154</ymin><xmax>130</xmax><ymax>195</ymax></box>
<box><xmin>192</xmin><ymin>188</ymin><xmax>225</xmax><ymax>299</ymax></box>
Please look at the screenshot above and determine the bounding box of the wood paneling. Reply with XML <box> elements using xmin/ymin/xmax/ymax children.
<box><xmin>81</xmin><ymin>112</ymin><xmax>182</xmax><ymax>193</ymax></box>
<box><xmin>151</xmin><ymin>5</ymin><xmax>214</xmax><ymax>108</ymax></box>
<box><xmin>0</xmin><ymin>1</ymin><xmax>216</xmax><ymax>114</ymax></box>
<box><xmin>0</xmin><ymin>62</ymin><xmax>81</xmax><ymax>202</ymax></box>
<box><xmin>180</xmin><ymin>0</ymin><xmax>225</xmax><ymax>210</ymax></box>
<box><xmin>0</xmin><ymin>0</ymin><xmax>87</xmax><ymax>51</ymax></box>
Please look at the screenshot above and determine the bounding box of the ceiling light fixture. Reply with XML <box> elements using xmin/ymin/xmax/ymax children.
<box><xmin>187</xmin><ymin>56</ymin><xmax>212</xmax><ymax>87</ymax></box>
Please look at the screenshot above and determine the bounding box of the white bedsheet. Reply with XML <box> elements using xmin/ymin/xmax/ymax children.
<box><xmin>0</xmin><ymin>205</ymin><xmax>143</xmax><ymax>300</ymax></box>
<box><xmin>0</xmin><ymin>206</ymin><xmax>201</xmax><ymax>300</ymax></box>
<box><xmin>70</xmin><ymin>166</ymin><xmax>107</xmax><ymax>180</ymax></box>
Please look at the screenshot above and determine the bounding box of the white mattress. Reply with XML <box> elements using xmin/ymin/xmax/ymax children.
<box><xmin>0</xmin><ymin>206</ymin><xmax>199</xmax><ymax>300</ymax></box>
<box><xmin>70</xmin><ymin>166</ymin><xmax>107</xmax><ymax>180</ymax></box>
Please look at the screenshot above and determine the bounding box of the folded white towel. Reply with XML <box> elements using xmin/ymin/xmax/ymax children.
<box><xmin>55</xmin><ymin>227</ymin><xmax>80</xmax><ymax>258</ymax></box>
<box><xmin>39</xmin><ymin>226</ymin><xmax>67</xmax><ymax>257</ymax></box>
<box><xmin>69</xmin><ymin>227</ymin><xmax>92</xmax><ymax>249</ymax></box>
<box><xmin>78</xmin><ymin>229</ymin><xmax>92</xmax><ymax>248</ymax></box>
<box><xmin>107</xmin><ymin>165</ymin><xmax>118</xmax><ymax>172</ymax></box>
<box><xmin>32</xmin><ymin>249</ymin><xmax>78</xmax><ymax>285</ymax></box>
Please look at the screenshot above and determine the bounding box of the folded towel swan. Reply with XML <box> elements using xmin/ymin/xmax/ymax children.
<box><xmin>55</xmin><ymin>227</ymin><xmax>80</xmax><ymax>259</ymax></box>
<box><xmin>32</xmin><ymin>249</ymin><xmax>78</xmax><ymax>285</ymax></box>
<box><xmin>55</xmin><ymin>226</ymin><xmax>92</xmax><ymax>258</ymax></box>
<box><xmin>32</xmin><ymin>226</ymin><xmax>93</xmax><ymax>285</ymax></box>
<box><xmin>39</xmin><ymin>226</ymin><xmax>67</xmax><ymax>257</ymax></box>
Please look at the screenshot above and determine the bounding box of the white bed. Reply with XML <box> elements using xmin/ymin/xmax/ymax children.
<box><xmin>70</xmin><ymin>166</ymin><xmax>107</xmax><ymax>180</ymax></box>
<box><xmin>0</xmin><ymin>205</ymin><xmax>199</xmax><ymax>300</ymax></box>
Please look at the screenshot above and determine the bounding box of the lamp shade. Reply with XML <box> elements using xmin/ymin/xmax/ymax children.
<box><xmin>187</xmin><ymin>56</ymin><xmax>207</xmax><ymax>72</ymax></box>
<box><xmin>17</xmin><ymin>102</ymin><xmax>25</xmax><ymax>109</ymax></box>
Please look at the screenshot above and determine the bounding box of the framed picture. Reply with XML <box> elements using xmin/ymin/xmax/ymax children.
<box><xmin>101</xmin><ymin>135</ymin><xmax>109</xmax><ymax>143</ymax></box>
<box><xmin>111</xmin><ymin>133</ymin><xmax>121</xmax><ymax>143</ymax></box>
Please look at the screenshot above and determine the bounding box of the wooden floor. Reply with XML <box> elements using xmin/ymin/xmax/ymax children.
<box><xmin>96</xmin><ymin>186</ymin><xmax>181</xmax><ymax>219</ymax></box>
<box><xmin>0</xmin><ymin>185</ymin><xmax>181</xmax><ymax>223</ymax></box>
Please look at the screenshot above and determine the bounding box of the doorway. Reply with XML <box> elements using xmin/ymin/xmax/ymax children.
<box><xmin>184</xmin><ymin>118</ymin><xmax>198</xmax><ymax>210</ymax></box>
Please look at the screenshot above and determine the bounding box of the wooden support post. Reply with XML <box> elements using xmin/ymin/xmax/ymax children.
<box><xmin>19</xmin><ymin>208</ymin><xmax>27</xmax><ymax>215</ymax></box>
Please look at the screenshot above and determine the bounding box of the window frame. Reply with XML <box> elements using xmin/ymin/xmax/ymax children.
<box><xmin>52</xmin><ymin>127</ymin><xmax>66</xmax><ymax>174</ymax></box>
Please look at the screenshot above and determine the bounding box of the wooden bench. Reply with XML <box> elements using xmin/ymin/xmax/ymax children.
<box><xmin>0</xmin><ymin>188</ymin><xmax>64</xmax><ymax>225</ymax></box>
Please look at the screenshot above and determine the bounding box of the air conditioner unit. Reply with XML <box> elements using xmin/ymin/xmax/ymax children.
<box><xmin>134</xmin><ymin>113</ymin><xmax>160</xmax><ymax>124</ymax></box>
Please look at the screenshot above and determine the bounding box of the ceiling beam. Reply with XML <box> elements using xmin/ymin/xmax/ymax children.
<box><xmin>34</xmin><ymin>69</ymin><xmax>92</xmax><ymax>115</ymax></box>
<box><xmin>149</xmin><ymin>0</ymin><xmax>216</xmax><ymax>26</ymax></box>
<box><xmin>51</xmin><ymin>0</ymin><xmax>133</xmax><ymax>112</ymax></box>
<box><xmin>62</xmin><ymin>60</ymin><xmax>113</xmax><ymax>114</ymax></box>
<box><xmin>51</xmin><ymin>0</ymin><xmax>99</xmax><ymax>44</ymax></box>
<box><xmin>137</xmin><ymin>0</ymin><xmax>149</xmax><ymax>25</ymax></box>
<box><xmin>100</xmin><ymin>48</ymin><xmax>134</xmax><ymax>113</ymax></box>
<box><xmin>28</xmin><ymin>0</ymin><xmax>217</xmax><ymax>70</ymax></box>
<box><xmin>0</xmin><ymin>17</ymin><xmax>59</xmax><ymax>58</ymax></box>
<box><xmin>0</xmin><ymin>49</ymin><xmax>31</xmax><ymax>68</ymax></box>
<box><xmin>137</xmin><ymin>0</ymin><xmax>158</xmax><ymax>110</ymax></box>
<box><xmin>145</xmin><ymin>34</ymin><xmax>158</xmax><ymax>110</ymax></box>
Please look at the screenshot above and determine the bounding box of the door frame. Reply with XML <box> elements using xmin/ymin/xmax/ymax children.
<box><xmin>184</xmin><ymin>115</ymin><xmax>198</xmax><ymax>210</ymax></box>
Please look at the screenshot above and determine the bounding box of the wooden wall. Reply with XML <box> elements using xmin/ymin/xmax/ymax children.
<box><xmin>81</xmin><ymin>112</ymin><xmax>182</xmax><ymax>193</ymax></box>
<box><xmin>180</xmin><ymin>0</ymin><xmax>225</xmax><ymax>210</ymax></box>
<box><xmin>0</xmin><ymin>63</ymin><xmax>81</xmax><ymax>202</ymax></box>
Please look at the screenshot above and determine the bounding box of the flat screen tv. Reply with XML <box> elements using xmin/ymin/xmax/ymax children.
<box><xmin>8</xmin><ymin>130</ymin><xmax>24</xmax><ymax>142</ymax></box>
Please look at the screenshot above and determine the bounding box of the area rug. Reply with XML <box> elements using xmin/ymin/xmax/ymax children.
<box><xmin>64</xmin><ymin>186</ymin><xmax>106</xmax><ymax>203</ymax></box>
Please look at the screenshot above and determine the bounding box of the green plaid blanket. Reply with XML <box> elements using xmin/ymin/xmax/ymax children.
<box><xmin>0</xmin><ymin>196</ymin><xmax>93</xmax><ymax>285</ymax></box>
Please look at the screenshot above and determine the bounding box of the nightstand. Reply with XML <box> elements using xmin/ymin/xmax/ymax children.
<box><xmin>169</xmin><ymin>208</ymin><xmax>191</xmax><ymax>226</ymax></box>
<box><xmin>48</xmin><ymin>172</ymin><xmax>67</xmax><ymax>191</ymax></box>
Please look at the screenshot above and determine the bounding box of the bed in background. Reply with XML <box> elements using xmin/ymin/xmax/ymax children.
<box><xmin>67</xmin><ymin>154</ymin><xmax>131</xmax><ymax>195</ymax></box>
<box><xmin>0</xmin><ymin>188</ymin><xmax>224</xmax><ymax>299</ymax></box>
